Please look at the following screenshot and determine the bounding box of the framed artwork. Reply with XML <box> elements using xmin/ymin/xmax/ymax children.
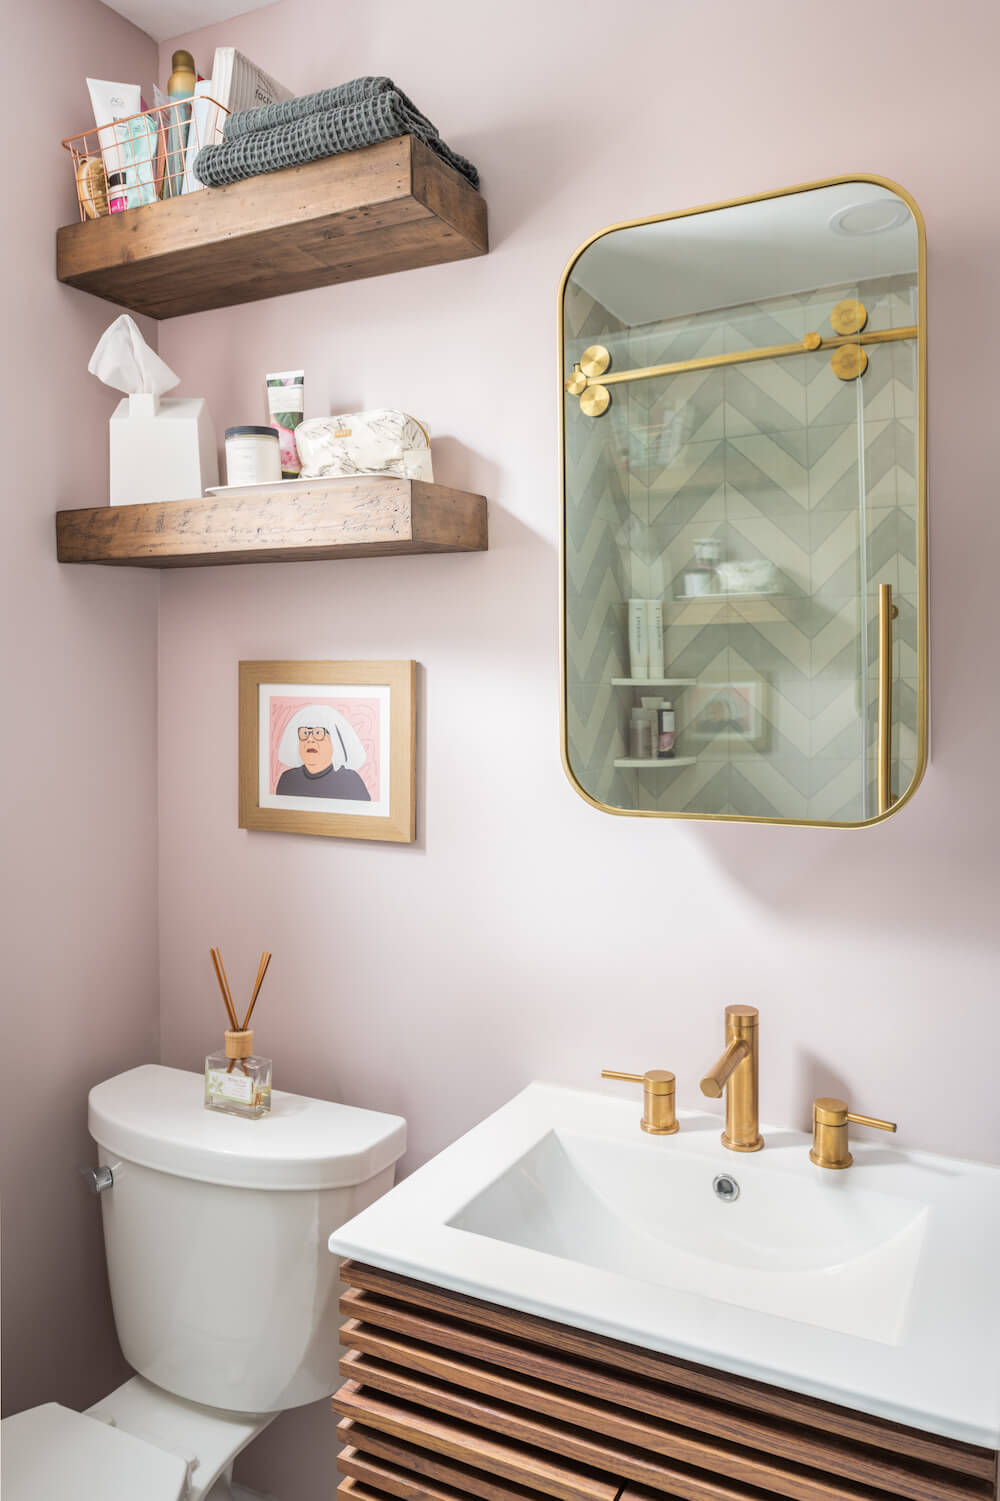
<box><xmin>239</xmin><ymin>660</ymin><xmax>416</xmax><ymax>842</ymax></box>
<box><xmin>686</xmin><ymin>681</ymin><xmax>766</xmax><ymax>747</ymax></box>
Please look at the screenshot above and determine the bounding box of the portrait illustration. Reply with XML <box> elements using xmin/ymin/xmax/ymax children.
<box><xmin>239</xmin><ymin>661</ymin><xmax>416</xmax><ymax>842</ymax></box>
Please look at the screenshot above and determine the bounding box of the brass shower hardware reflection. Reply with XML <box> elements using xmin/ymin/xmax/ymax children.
<box><xmin>565</xmin><ymin>300</ymin><xmax>917</xmax><ymax>416</ymax></box>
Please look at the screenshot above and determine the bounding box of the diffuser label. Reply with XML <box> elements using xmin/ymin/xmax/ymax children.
<box><xmin>207</xmin><ymin>1069</ymin><xmax>254</xmax><ymax>1104</ymax></box>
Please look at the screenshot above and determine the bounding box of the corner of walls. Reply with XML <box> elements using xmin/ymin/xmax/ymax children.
<box><xmin>0</xmin><ymin>0</ymin><xmax>161</xmax><ymax>1418</ymax></box>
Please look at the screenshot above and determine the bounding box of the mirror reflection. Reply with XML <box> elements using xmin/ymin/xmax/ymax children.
<box><xmin>561</xmin><ymin>179</ymin><xmax>925</xmax><ymax>825</ymax></box>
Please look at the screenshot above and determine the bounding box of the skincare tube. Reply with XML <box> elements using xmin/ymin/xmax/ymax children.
<box><xmin>628</xmin><ymin>600</ymin><xmax>648</xmax><ymax>681</ymax></box>
<box><xmin>88</xmin><ymin>79</ymin><xmax>143</xmax><ymax>207</ymax></box>
<box><xmin>646</xmin><ymin>599</ymin><xmax>664</xmax><ymax>679</ymax></box>
<box><xmin>266</xmin><ymin>370</ymin><xmax>305</xmax><ymax>478</ymax></box>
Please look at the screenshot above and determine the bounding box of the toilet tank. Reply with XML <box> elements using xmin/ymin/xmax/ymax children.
<box><xmin>88</xmin><ymin>1065</ymin><xmax>406</xmax><ymax>1414</ymax></box>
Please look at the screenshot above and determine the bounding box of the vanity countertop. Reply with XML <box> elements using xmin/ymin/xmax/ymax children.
<box><xmin>330</xmin><ymin>1081</ymin><xmax>1000</xmax><ymax>1449</ymax></box>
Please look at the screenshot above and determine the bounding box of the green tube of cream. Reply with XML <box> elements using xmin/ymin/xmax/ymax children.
<box><xmin>266</xmin><ymin>370</ymin><xmax>305</xmax><ymax>478</ymax></box>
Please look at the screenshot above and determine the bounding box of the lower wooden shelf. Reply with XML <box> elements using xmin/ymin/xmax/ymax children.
<box><xmin>55</xmin><ymin>477</ymin><xmax>488</xmax><ymax>569</ymax></box>
<box><xmin>333</xmin><ymin>1260</ymin><xmax>997</xmax><ymax>1501</ymax></box>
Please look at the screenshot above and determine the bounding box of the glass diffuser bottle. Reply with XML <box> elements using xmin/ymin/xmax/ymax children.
<box><xmin>205</xmin><ymin>1028</ymin><xmax>272</xmax><ymax>1118</ymax></box>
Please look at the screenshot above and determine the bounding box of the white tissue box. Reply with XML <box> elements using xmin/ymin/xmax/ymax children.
<box><xmin>109</xmin><ymin>393</ymin><xmax>219</xmax><ymax>506</ymax></box>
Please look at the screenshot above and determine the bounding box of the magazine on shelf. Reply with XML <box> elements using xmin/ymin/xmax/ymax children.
<box><xmin>210</xmin><ymin>47</ymin><xmax>293</xmax><ymax>125</ymax></box>
<box><xmin>182</xmin><ymin>49</ymin><xmax>293</xmax><ymax>192</ymax></box>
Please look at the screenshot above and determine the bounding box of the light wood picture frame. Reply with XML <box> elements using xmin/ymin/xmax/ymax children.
<box><xmin>239</xmin><ymin>660</ymin><xmax>416</xmax><ymax>843</ymax></box>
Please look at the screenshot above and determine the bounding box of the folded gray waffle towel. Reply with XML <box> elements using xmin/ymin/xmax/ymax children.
<box><xmin>222</xmin><ymin>75</ymin><xmax>434</xmax><ymax>140</ymax></box>
<box><xmin>194</xmin><ymin>77</ymin><xmax>479</xmax><ymax>190</ymax></box>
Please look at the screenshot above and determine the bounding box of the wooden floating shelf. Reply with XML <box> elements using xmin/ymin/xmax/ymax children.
<box><xmin>56</xmin><ymin>477</ymin><xmax>488</xmax><ymax>569</ymax></box>
<box><xmin>56</xmin><ymin>135</ymin><xmax>488</xmax><ymax>319</ymax></box>
<box><xmin>614</xmin><ymin>757</ymin><xmax>697</xmax><ymax>769</ymax></box>
<box><xmin>610</xmin><ymin>678</ymin><xmax>696</xmax><ymax>687</ymax></box>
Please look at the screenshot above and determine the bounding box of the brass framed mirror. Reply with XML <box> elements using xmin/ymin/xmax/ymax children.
<box><xmin>560</xmin><ymin>175</ymin><xmax>926</xmax><ymax>827</ymax></box>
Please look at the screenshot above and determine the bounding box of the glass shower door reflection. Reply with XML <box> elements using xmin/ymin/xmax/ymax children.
<box><xmin>561</xmin><ymin>178</ymin><xmax>924</xmax><ymax>826</ymax></box>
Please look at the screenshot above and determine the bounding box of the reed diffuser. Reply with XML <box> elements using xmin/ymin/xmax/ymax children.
<box><xmin>204</xmin><ymin>947</ymin><xmax>273</xmax><ymax>1118</ymax></box>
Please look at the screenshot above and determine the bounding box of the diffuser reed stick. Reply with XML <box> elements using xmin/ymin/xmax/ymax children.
<box><xmin>205</xmin><ymin>948</ymin><xmax>274</xmax><ymax>1117</ymax></box>
<box><xmin>242</xmin><ymin>950</ymin><xmax>272</xmax><ymax>1031</ymax></box>
<box><xmin>210</xmin><ymin>947</ymin><xmax>239</xmax><ymax>1032</ymax></box>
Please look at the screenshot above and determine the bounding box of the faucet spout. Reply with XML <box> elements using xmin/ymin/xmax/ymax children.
<box><xmin>700</xmin><ymin>1037</ymin><xmax>749</xmax><ymax>1099</ymax></box>
<box><xmin>700</xmin><ymin>1005</ymin><xmax>763</xmax><ymax>1152</ymax></box>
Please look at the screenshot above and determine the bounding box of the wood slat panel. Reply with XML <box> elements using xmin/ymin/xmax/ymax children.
<box><xmin>341</xmin><ymin>1260</ymin><xmax>996</xmax><ymax>1485</ymax></box>
<box><xmin>337</xmin><ymin>1425</ymin><xmax>809</xmax><ymax>1501</ymax></box>
<box><xmin>57</xmin><ymin>137</ymin><xmax>488</xmax><ymax>319</ymax></box>
<box><xmin>55</xmin><ymin>479</ymin><xmax>488</xmax><ymax>569</ymax></box>
<box><xmin>340</xmin><ymin>1311</ymin><xmax>985</xmax><ymax>1501</ymax></box>
<box><xmin>339</xmin><ymin>1479</ymin><xmax>392</xmax><ymax>1501</ymax></box>
<box><xmin>342</xmin><ymin>1349</ymin><xmax>940</xmax><ymax>1501</ymax></box>
<box><xmin>333</xmin><ymin>1384</ymin><xmax>620</xmax><ymax>1501</ymax></box>
<box><xmin>339</xmin><ymin>1473</ymin><xmax>443</xmax><ymax>1501</ymax></box>
<box><xmin>338</xmin><ymin>1424</ymin><xmax>608</xmax><ymax>1501</ymax></box>
<box><xmin>339</xmin><ymin>1444</ymin><xmax>548</xmax><ymax>1501</ymax></box>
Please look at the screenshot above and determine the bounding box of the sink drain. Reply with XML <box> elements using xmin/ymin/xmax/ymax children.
<box><xmin>712</xmin><ymin>1174</ymin><xmax>740</xmax><ymax>1203</ymax></box>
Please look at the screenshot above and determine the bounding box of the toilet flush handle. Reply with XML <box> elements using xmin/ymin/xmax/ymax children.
<box><xmin>80</xmin><ymin>1164</ymin><xmax>114</xmax><ymax>1194</ymax></box>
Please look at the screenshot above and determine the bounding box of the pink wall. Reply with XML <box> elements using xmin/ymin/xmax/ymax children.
<box><xmin>0</xmin><ymin>0</ymin><xmax>160</xmax><ymax>1415</ymax></box>
<box><xmin>152</xmin><ymin>1</ymin><xmax>1000</xmax><ymax>1493</ymax></box>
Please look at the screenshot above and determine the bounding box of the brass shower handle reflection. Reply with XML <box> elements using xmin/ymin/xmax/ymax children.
<box><xmin>877</xmin><ymin>583</ymin><xmax>899</xmax><ymax>816</ymax></box>
<box><xmin>565</xmin><ymin>345</ymin><xmax>612</xmax><ymax>416</ymax></box>
<box><xmin>565</xmin><ymin>325</ymin><xmax>914</xmax><ymax>416</ymax></box>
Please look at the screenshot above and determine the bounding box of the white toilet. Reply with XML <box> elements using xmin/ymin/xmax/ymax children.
<box><xmin>1</xmin><ymin>1064</ymin><xmax>406</xmax><ymax>1501</ymax></box>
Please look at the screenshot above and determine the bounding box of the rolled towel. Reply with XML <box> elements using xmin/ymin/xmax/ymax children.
<box><xmin>195</xmin><ymin>85</ymin><xmax>479</xmax><ymax>190</ymax></box>
<box><xmin>222</xmin><ymin>75</ymin><xmax>437</xmax><ymax>141</ymax></box>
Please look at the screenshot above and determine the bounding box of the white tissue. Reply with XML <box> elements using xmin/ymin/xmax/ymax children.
<box><xmin>88</xmin><ymin>313</ymin><xmax>180</xmax><ymax>397</ymax></box>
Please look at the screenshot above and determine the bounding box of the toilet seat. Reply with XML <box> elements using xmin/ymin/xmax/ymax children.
<box><xmin>0</xmin><ymin>1402</ymin><xmax>189</xmax><ymax>1501</ymax></box>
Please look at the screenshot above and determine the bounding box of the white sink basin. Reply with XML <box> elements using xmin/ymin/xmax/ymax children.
<box><xmin>331</xmin><ymin>1082</ymin><xmax>1000</xmax><ymax>1448</ymax></box>
<box><xmin>448</xmin><ymin>1128</ymin><xmax>928</xmax><ymax>1345</ymax></box>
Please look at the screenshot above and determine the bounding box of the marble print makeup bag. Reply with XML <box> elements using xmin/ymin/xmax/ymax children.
<box><xmin>295</xmin><ymin>410</ymin><xmax>433</xmax><ymax>482</ymax></box>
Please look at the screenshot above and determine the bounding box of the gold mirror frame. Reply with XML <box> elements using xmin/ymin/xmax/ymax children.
<box><xmin>559</xmin><ymin>174</ymin><xmax>927</xmax><ymax>828</ymax></box>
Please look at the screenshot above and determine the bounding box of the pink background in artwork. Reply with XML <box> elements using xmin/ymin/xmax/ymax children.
<box><xmin>6</xmin><ymin>5</ymin><xmax>1000</xmax><ymax>1501</ymax></box>
<box><xmin>267</xmin><ymin>693</ymin><xmax>381</xmax><ymax>798</ymax></box>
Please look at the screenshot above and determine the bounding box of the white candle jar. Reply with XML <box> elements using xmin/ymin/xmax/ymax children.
<box><xmin>225</xmin><ymin>425</ymin><xmax>282</xmax><ymax>487</ymax></box>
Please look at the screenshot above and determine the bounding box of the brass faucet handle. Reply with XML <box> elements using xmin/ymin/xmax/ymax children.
<box><xmin>846</xmin><ymin>1109</ymin><xmax>897</xmax><ymax>1133</ymax></box>
<box><xmin>601</xmin><ymin>1069</ymin><xmax>678</xmax><ymax>1136</ymax></box>
<box><xmin>810</xmin><ymin>1096</ymin><xmax>897</xmax><ymax>1170</ymax></box>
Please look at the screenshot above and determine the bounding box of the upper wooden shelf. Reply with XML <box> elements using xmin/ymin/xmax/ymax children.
<box><xmin>56</xmin><ymin>477</ymin><xmax>488</xmax><ymax>568</ymax></box>
<box><xmin>56</xmin><ymin>135</ymin><xmax>488</xmax><ymax>319</ymax></box>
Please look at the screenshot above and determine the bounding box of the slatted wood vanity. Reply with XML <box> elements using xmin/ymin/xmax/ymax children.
<box><xmin>333</xmin><ymin>1261</ymin><xmax>997</xmax><ymax>1501</ymax></box>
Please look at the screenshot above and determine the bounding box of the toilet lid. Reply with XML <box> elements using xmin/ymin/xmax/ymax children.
<box><xmin>1</xmin><ymin>1403</ymin><xmax>188</xmax><ymax>1501</ymax></box>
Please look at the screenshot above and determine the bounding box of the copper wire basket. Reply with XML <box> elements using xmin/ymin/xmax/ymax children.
<box><xmin>62</xmin><ymin>96</ymin><xmax>228</xmax><ymax>221</ymax></box>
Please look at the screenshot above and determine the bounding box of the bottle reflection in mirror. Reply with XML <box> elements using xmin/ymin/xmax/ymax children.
<box><xmin>657</xmin><ymin>702</ymin><xmax>676</xmax><ymax>760</ymax></box>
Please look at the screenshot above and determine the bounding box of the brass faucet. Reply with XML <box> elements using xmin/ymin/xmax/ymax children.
<box><xmin>700</xmin><ymin>1005</ymin><xmax>763</xmax><ymax>1152</ymax></box>
<box><xmin>601</xmin><ymin>1069</ymin><xmax>678</xmax><ymax>1134</ymax></box>
<box><xmin>809</xmin><ymin>1097</ymin><xmax>896</xmax><ymax>1169</ymax></box>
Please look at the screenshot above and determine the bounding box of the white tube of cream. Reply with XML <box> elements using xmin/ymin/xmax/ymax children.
<box><xmin>628</xmin><ymin>599</ymin><xmax>648</xmax><ymax>681</ymax></box>
<box><xmin>87</xmin><ymin>79</ymin><xmax>141</xmax><ymax>179</ymax></box>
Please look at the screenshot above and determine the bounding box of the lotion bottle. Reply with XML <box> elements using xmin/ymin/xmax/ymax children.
<box><xmin>628</xmin><ymin>600</ymin><xmax>648</xmax><ymax>680</ymax></box>
<box><xmin>646</xmin><ymin>599</ymin><xmax>665</xmax><ymax>679</ymax></box>
<box><xmin>657</xmin><ymin>701</ymin><xmax>676</xmax><ymax>759</ymax></box>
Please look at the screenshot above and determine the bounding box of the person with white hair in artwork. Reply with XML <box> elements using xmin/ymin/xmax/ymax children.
<box><xmin>275</xmin><ymin>704</ymin><xmax>371</xmax><ymax>801</ymax></box>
